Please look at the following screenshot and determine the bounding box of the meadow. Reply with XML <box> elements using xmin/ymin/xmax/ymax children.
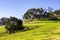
<box><xmin>0</xmin><ymin>20</ymin><xmax>60</xmax><ymax>40</ymax></box>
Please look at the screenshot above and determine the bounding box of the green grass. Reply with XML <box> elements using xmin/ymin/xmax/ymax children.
<box><xmin>0</xmin><ymin>21</ymin><xmax>60</xmax><ymax>40</ymax></box>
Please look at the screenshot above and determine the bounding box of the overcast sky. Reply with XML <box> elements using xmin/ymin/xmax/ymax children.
<box><xmin>0</xmin><ymin>0</ymin><xmax>60</xmax><ymax>19</ymax></box>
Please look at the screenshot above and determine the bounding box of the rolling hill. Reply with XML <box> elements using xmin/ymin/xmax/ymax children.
<box><xmin>0</xmin><ymin>21</ymin><xmax>60</xmax><ymax>40</ymax></box>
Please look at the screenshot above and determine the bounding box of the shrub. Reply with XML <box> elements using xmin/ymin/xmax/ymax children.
<box><xmin>5</xmin><ymin>17</ymin><xmax>24</xmax><ymax>34</ymax></box>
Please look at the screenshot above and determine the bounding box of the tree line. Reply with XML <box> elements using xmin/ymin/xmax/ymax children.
<box><xmin>23</xmin><ymin>7</ymin><xmax>60</xmax><ymax>20</ymax></box>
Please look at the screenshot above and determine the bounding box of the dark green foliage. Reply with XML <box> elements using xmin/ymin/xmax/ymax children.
<box><xmin>23</xmin><ymin>8</ymin><xmax>48</xmax><ymax>20</ymax></box>
<box><xmin>5</xmin><ymin>17</ymin><xmax>24</xmax><ymax>34</ymax></box>
<box><xmin>1</xmin><ymin>17</ymin><xmax>9</xmax><ymax>25</ymax></box>
<box><xmin>23</xmin><ymin>7</ymin><xmax>60</xmax><ymax>20</ymax></box>
<box><xmin>48</xmin><ymin>9</ymin><xmax>60</xmax><ymax>20</ymax></box>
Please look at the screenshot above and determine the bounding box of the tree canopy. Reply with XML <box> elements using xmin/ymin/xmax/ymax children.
<box><xmin>23</xmin><ymin>7</ymin><xmax>60</xmax><ymax>20</ymax></box>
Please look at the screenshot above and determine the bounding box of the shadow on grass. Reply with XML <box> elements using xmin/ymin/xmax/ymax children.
<box><xmin>22</xmin><ymin>26</ymin><xmax>40</xmax><ymax>32</ymax></box>
<box><xmin>0</xmin><ymin>26</ymin><xmax>41</xmax><ymax>37</ymax></box>
<box><xmin>0</xmin><ymin>32</ymin><xmax>6</xmax><ymax>37</ymax></box>
<box><xmin>0</xmin><ymin>32</ymin><xmax>9</xmax><ymax>37</ymax></box>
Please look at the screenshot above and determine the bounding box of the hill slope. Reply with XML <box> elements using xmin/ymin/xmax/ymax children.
<box><xmin>0</xmin><ymin>21</ymin><xmax>60</xmax><ymax>40</ymax></box>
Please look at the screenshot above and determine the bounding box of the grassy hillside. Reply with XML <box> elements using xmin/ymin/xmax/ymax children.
<box><xmin>0</xmin><ymin>21</ymin><xmax>60</xmax><ymax>40</ymax></box>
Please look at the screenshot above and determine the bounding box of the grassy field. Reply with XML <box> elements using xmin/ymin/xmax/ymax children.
<box><xmin>0</xmin><ymin>21</ymin><xmax>60</xmax><ymax>40</ymax></box>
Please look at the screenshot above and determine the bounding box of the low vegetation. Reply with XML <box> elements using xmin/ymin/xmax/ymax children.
<box><xmin>0</xmin><ymin>20</ymin><xmax>60</xmax><ymax>40</ymax></box>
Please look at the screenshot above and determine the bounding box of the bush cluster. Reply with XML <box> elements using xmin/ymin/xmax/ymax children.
<box><xmin>5</xmin><ymin>17</ymin><xmax>24</xmax><ymax>34</ymax></box>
